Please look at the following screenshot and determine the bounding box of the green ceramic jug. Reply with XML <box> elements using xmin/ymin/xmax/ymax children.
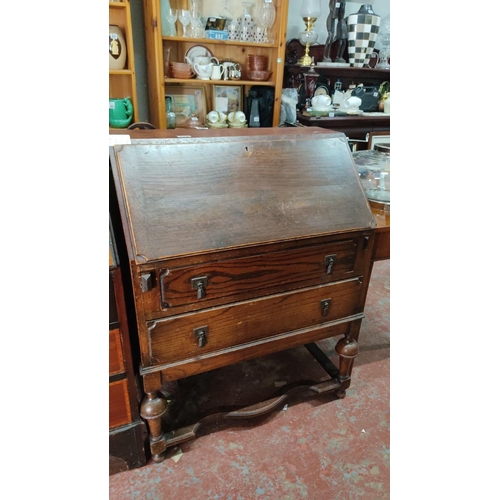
<box><xmin>109</xmin><ymin>97</ymin><xmax>133</xmax><ymax>128</ymax></box>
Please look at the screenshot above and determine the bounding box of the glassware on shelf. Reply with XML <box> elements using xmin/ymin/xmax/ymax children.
<box><xmin>375</xmin><ymin>15</ymin><xmax>390</xmax><ymax>69</ymax></box>
<box><xmin>227</xmin><ymin>18</ymin><xmax>239</xmax><ymax>41</ymax></box>
<box><xmin>239</xmin><ymin>2</ymin><xmax>255</xmax><ymax>42</ymax></box>
<box><xmin>258</xmin><ymin>0</ymin><xmax>276</xmax><ymax>43</ymax></box>
<box><xmin>189</xmin><ymin>0</ymin><xmax>204</xmax><ymax>38</ymax></box>
<box><xmin>164</xmin><ymin>7</ymin><xmax>178</xmax><ymax>36</ymax></box>
<box><xmin>179</xmin><ymin>9</ymin><xmax>191</xmax><ymax>37</ymax></box>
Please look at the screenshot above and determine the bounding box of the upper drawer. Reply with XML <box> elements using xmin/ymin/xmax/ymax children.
<box><xmin>141</xmin><ymin>237</ymin><xmax>366</xmax><ymax>319</ymax></box>
<box><xmin>143</xmin><ymin>277</ymin><xmax>363</xmax><ymax>369</ymax></box>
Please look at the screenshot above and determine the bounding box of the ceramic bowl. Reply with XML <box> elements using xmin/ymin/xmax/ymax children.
<box><xmin>246</xmin><ymin>70</ymin><xmax>272</xmax><ymax>81</ymax></box>
<box><xmin>171</xmin><ymin>62</ymin><xmax>192</xmax><ymax>71</ymax></box>
<box><xmin>171</xmin><ymin>69</ymin><xmax>194</xmax><ymax>79</ymax></box>
<box><xmin>247</xmin><ymin>54</ymin><xmax>268</xmax><ymax>71</ymax></box>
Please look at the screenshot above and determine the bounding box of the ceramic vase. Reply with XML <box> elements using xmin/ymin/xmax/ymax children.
<box><xmin>109</xmin><ymin>25</ymin><xmax>127</xmax><ymax>70</ymax></box>
<box><xmin>346</xmin><ymin>4</ymin><xmax>380</xmax><ymax>68</ymax></box>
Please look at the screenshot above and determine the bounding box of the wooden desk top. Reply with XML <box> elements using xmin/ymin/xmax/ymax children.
<box><xmin>109</xmin><ymin>127</ymin><xmax>389</xmax><ymax>259</ymax></box>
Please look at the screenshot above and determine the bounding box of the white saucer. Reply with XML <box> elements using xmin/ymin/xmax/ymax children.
<box><xmin>346</xmin><ymin>109</ymin><xmax>363</xmax><ymax>115</ymax></box>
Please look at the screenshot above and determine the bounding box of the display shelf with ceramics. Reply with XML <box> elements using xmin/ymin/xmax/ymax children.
<box><xmin>284</xmin><ymin>36</ymin><xmax>389</xmax><ymax>143</ymax></box>
<box><xmin>143</xmin><ymin>0</ymin><xmax>289</xmax><ymax>128</ymax></box>
<box><xmin>109</xmin><ymin>0</ymin><xmax>138</xmax><ymax>127</ymax></box>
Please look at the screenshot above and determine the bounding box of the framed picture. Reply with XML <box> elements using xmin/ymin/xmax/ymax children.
<box><xmin>165</xmin><ymin>86</ymin><xmax>207</xmax><ymax>127</ymax></box>
<box><xmin>212</xmin><ymin>85</ymin><xmax>242</xmax><ymax>115</ymax></box>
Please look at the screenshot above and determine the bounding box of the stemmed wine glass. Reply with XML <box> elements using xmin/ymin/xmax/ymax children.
<box><xmin>179</xmin><ymin>9</ymin><xmax>191</xmax><ymax>37</ymax></box>
<box><xmin>165</xmin><ymin>8</ymin><xmax>178</xmax><ymax>37</ymax></box>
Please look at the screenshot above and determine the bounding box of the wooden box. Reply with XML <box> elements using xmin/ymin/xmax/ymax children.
<box><xmin>109</xmin><ymin>128</ymin><xmax>375</xmax><ymax>462</ymax></box>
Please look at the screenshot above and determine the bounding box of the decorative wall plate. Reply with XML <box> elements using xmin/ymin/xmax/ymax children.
<box><xmin>314</xmin><ymin>83</ymin><xmax>330</xmax><ymax>96</ymax></box>
<box><xmin>185</xmin><ymin>45</ymin><xmax>213</xmax><ymax>64</ymax></box>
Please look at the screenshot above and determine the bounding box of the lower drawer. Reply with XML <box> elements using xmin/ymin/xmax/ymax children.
<box><xmin>145</xmin><ymin>278</ymin><xmax>363</xmax><ymax>368</ymax></box>
<box><xmin>109</xmin><ymin>328</ymin><xmax>125</xmax><ymax>376</ymax></box>
<box><xmin>109</xmin><ymin>380</ymin><xmax>132</xmax><ymax>429</ymax></box>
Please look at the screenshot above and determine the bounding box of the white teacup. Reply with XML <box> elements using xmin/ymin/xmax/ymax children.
<box><xmin>228</xmin><ymin>111</ymin><xmax>246</xmax><ymax>124</ymax></box>
<box><xmin>343</xmin><ymin>96</ymin><xmax>362</xmax><ymax>110</ymax></box>
<box><xmin>207</xmin><ymin>110</ymin><xmax>226</xmax><ymax>124</ymax></box>
<box><xmin>193</xmin><ymin>62</ymin><xmax>214</xmax><ymax>80</ymax></box>
<box><xmin>311</xmin><ymin>95</ymin><xmax>332</xmax><ymax>109</ymax></box>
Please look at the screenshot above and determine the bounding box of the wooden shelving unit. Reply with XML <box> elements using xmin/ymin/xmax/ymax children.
<box><xmin>109</xmin><ymin>0</ymin><xmax>139</xmax><ymax>125</ymax></box>
<box><xmin>143</xmin><ymin>0</ymin><xmax>289</xmax><ymax>128</ymax></box>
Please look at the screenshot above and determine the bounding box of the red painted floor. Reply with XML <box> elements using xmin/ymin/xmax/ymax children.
<box><xmin>109</xmin><ymin>260</ymin><xmax>390</xmax><ymax>499</ymax></box>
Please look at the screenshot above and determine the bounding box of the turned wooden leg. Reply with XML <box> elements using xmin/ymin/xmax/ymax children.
<box><xmin>335</xmin><ymin>335</ymin><xmax>359</xmax><ymax>381</ymax></box>
<box><xmin>140</xmin><ymin>390</ymin><xmax>168</xmax><ymax>463</ymax></box>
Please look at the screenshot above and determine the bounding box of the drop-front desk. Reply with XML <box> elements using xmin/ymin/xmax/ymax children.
<box><xmin>109</xmin><ymin>127</ymin><xmax>389</xmax><ymax>463</ymax></box>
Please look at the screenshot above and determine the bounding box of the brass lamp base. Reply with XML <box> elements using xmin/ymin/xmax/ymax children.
<box><xmin>298</xmin><ymin>44</ymin><xmax>312</xmax><ymax>66</ymax></box>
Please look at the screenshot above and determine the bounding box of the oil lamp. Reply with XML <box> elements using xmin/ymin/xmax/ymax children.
<box><xmin>297</xmin><ymin>0</ymin><xmax>322</xmax><ymax>66</ymax></box>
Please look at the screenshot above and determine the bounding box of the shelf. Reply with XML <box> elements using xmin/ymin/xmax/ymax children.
<box><xmin>110</xmin><ymin>69</ymin><xmax>135</xmax><ymax>76</ymax></box>
<box><xmin>109</xmin><ymin>0</ymin><xmax>138</xmax><ymax>124</ymax></box>
<box><xmin>287</xmin><ymin>65</ymin><xmax>390</xmax><ymax>81</ymax></box>
<box><xmin>145</xmin><ymin>0</ymin><xmax>290</xmax><ymax>129</ymax></box>
<box><xmin>162</xmin><ymin>36</ymin><xmax>277</xmax><ymax>49</ymax></box>
<box><xmin>165</xmin><ymin>78</ymin><xmax>275</xmax><ymax>86</ymax></box>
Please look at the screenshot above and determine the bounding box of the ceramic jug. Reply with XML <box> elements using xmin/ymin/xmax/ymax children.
<box><xmin>210</xmin><ymin>64</ymin><xmax>227</xmax><ymax>80</ymax></box>
<box><xmin>193</xmin><ymin>62</ymin><xmax>214</xmax><ymax>80</ymax></box>
<box><xmin>109</xmin><ymin>97</ymin><xmax>133</xmax><ymax>128</ymax></box>
<box><xmin>228</xmin><ymin>63</ymin><xmax>242</xmax><ymax>80</ymax></box>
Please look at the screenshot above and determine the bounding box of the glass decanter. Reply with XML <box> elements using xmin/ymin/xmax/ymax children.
<box><xmin>239</xmin><ymin>2</ymin><xmax>255</xmax><ymax>42</ymax></box>
<box><xmin>375</xmin><ymin>15</ymin><xmax>390</xmax><ymax>69</ymax></box>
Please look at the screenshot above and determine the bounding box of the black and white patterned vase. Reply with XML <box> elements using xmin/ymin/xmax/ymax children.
<box><xmin>346</xmin><ymin>4</ymin><xmax>381</xmax><ymax>68</ymax></box>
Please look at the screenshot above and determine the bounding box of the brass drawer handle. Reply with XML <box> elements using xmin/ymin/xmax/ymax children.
<box><xmin>324</xmin><ymin>254</ymin><xmax>337</xmax><ymax>275</ymax></box>
<box><xmin>321</xmin><ymin>298</ymin><xmax>332</xmax><ymax>317</ymax></box>
<box><xmin>194</xmin><ymin>326</ymin><xmax>208</xmax><ymax>348</ymax></box>
<box><xmin>191</xmin><ymin>276</ymin><xmax>208</xmax><ymax>299</ymax></box>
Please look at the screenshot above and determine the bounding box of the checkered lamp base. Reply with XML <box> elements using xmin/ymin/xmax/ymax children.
<box><xmin>347</xmin><ymin>8</ymin><xmax>381</xmax><ymax>68</ymax></box>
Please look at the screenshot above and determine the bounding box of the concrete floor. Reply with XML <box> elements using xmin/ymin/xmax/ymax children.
<box><xmin>109</xmin><ymin>259</ymin><xmax>390</xmax><ymax>499</ymax></box>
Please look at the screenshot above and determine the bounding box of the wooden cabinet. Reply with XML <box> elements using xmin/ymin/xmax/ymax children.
<box><xmin>143</xmin><ymin>0</ymin><xmax>289</xmax><ymax>128</ymax></box>
<box><xmin>109</xmin><ymin>127</ymin><xmax>376</xmax><ymax>463</ymax></box>
<box><xmin>109</xmin><ymin>0</ymin><xmax>139</xmax><ymax>125</ymax></box>
<box><xmin>109</xmin><ymin>221</ymin><xmax>148</xmax><ymax>475</ymax></box>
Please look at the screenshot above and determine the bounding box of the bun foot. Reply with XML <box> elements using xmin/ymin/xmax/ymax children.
<box><xmin>335</xmin><ymin>389</ymin><xmax>346</xmax><ymax>399</ymax></box>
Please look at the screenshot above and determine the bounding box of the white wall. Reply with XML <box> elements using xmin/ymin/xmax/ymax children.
<box><xmin>286</xmin><ymin>0</ymin><xmax>390</xmax><ymax>50</ymax></box>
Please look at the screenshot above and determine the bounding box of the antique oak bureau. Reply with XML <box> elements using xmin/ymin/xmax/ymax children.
<box><xmin>109</xmin><ymin>128</ymin><xmax>376</xmax><ymax>462</ymax></box>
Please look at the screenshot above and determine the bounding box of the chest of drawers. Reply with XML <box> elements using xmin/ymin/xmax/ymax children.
<box><xmin>109</xmin><ymin>221</ymin><xmax>148</xmax><ymax>474</ymax></box>
<box><xmin>109</xmin><ymin>128</ymin><xmax>375</xmax><ymax>462</ymax></box>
